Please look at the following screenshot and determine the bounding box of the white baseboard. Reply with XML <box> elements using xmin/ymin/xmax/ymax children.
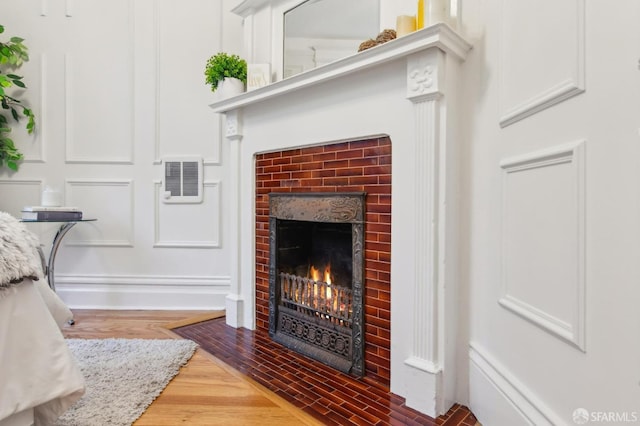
<box><xmin>53</xmin><ymin>274</ymin><xmax>230</xmax><ymax>310</ymax></box>
<box><xmin>468</xmin><ymin>342</ymin><xmax>564</xmax><ymax>426</ymax></box>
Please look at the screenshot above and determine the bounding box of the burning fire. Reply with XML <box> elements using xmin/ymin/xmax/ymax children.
<box><xmin>310</xmin><ymin>263</ymin><xmax>333</xmax><ymax>303</ymax></box>
<box><xmin>310</xmin><ymin>263</ymin><xmax>331</xmax><ymax>285</ymax></box>
<box><xmin>279</xmin><ymin>261</ymin><xmax>352</xmax><ymax>326</ymax></box>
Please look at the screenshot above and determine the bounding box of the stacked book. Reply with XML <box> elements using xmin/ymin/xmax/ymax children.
<box><xmin>21</xmin><ymin>206</ymin><xmax>83</xmax><ymax>221</ymax></box>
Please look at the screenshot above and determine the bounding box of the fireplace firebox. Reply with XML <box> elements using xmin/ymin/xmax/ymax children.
<box><xmin>269</xmin><ymin>192</ymin><xmax>365</xmax><ymax>376</ymax></box>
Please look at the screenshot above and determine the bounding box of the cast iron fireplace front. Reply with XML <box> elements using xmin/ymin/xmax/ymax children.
<box><xmin>268</xmin><ymin>192</ymin><xmax>365</xmax><ymax>376</ymax></box>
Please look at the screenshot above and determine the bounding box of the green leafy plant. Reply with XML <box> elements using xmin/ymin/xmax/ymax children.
<box><xmin>204</xmin><ymin>52</ymin><xmax>247</xmax><ymax>92</ymax></box>
<box><xmin>0</xmin><ymin>24</ymin><xmax>35</xmax><ymax>171</ymax></box>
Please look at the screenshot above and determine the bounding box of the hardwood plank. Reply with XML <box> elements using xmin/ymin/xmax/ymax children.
<box><xmin>62</xmin><ymin>310</ymin><xmax>324</xmax><ymax>426</ymax></box>
<box><xmin>161</xmin><ymin>310</ymin><xmax>226</xmax><ymax>329</ymax></box>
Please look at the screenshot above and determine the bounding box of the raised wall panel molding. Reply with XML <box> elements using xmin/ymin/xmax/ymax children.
<box><xmin>65</xmin><ymin>179</ymin><xmax>135</xmax><ymax>247</ymax></box>
<box><xmin>153</xmin><ymin>114</ymin><xmax>224</xmax><ymax>165</ymax></box>
<box><xmin>0</xmin><ymin>180</ymin><xmax>43</xmax><ymax>222</ymax></box>
<box><xmin>36</xmin><ymin>54</ymin><xmax>46</xmax><ymax>162</ymax></box>
<box><xmin>469</xmin><ymin>342</ymin><xmax>564</xmax><ymax>425</ymax></box>
<box><xmin>54</xmin><ymin>274</ymin><xmax>231</xmax><ymax>310</ymax></box>
<box><xmin>152</xmin><ymin>0</ymin><xmax>161</xmax><ymax>165</ymax></box>
<box><xmin>63</xmin><ymin>0</ymin><xmax>135</xmax><ymax>165</ymax></box>
<box><xmin>154</xmin><ymin>0</ymin><xmax>223</xmax><ymax>165</ymax></box>
<box><xmin>20</xmin><ymin>54</ymin><xmax>45</xmax><ymax>164</ymax></box>
<box><xmin>498</xmin><ymin>0</ymin><xmax>585</xmax><ymax>127</ymax></box>
<box><xmin>499</xmin><ymin>140</ymin><xmax>586</xmax><ymax>351</ymax></box>
<box><xmin>500</xmin><ymin>79</ymin><xmax>585</xmax><ymax>129</ymax></box>
<box><xmin>153</xmin><ymin>180</ymin><xmax>221</xmax><ymax>248</ymax></box>
<box><xmin>55</xmin><ymin>273</ymin><xmax>230</xmax><ymax>286</ymax></box>
<box><xmin>205</xmin><ymin>114</ymin><xmax>223</xmax><ymax>165</ymax></box>
<box><xmin>0</xmin><ymin>179</ymin><xmax>42</xmax><ymax>190</ymax></box>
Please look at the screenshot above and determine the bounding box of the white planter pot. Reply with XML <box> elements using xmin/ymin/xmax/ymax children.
<box><xmin>216</xmin><ymin>77</ymin><xmax>245</xmax><ymax>100</ymax></box>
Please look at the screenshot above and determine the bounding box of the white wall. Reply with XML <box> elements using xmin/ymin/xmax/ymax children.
<box><xmin>0</xmin><ymin>0</ymin><xmax>244</xmax><ymax>310</ymax></box>
<box><xmin>4</xmin><ymin>0</ymin><xmax>640</xmax><ymax>421</ymax></box>
<box><xmin>460</xmin><ymin>0</ymin><xmax>640</xmax><ymax>423</ymax></box>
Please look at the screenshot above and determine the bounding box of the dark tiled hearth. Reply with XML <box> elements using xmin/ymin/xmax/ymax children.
<box><xmin>173</xmin><ymin>318</ymin><xmax>476</xmax><ymax>426</ymax></box>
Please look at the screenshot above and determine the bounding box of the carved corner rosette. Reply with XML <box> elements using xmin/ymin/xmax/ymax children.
<box><xmin>406</xmin><ymin>49</ymin><xmax>444</xmax><ymax>102</ymax></box>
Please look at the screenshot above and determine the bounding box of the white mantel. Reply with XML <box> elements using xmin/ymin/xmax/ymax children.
<box><xmin>214</xmin><ymin>23</ymin><xmax>471</xmax><ymax>418</ymax></box>
<box><xmin>210</xmin><ymin>24</ymin><xmax>470</xmax><ymax>114</ymax></box>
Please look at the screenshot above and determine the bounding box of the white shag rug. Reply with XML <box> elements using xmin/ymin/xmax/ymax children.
<box><xmin>54</xmin><ymin>338</ymin><xmax>198</xmax><ymax>426</ymax></box>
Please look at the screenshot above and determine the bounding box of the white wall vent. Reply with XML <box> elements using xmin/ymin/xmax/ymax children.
<box><xmin>162</xmin><ymin>157</ymin><xmax>203</xmax><ymax>203</ymax></box>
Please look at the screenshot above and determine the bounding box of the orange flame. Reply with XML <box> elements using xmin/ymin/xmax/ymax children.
<box><xmin>310</xmin><ymin>265</ymin><xmax>320</xmax><ymax>282</ymax></box>
<box><xmin>310</xmin><ymin>263</ymin><xmax>331</xmax><ymax>285</ymax></box>
<box><xmin>324</xmin><ymin>263</ymin><xmax>332</xmax><ymax>285</ymax></box>
<box><xmin>310</xmin><ymin>262</ymin><xmax>333</xmax><ymax>303</ymax></box>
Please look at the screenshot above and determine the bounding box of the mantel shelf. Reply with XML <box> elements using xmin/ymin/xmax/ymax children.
<box><xmin>208</xmin><ymin>23</ymin><xmax>471</xmax><ymax>114</ymax></box>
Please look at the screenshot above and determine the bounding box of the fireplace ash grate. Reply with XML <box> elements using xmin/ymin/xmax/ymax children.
<box><xmin>280</xmin><ymin>272</ymin><xmax>353</xmax><ymax>326</ymax></box>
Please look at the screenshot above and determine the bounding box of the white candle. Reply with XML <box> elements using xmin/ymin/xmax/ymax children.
<box><xmin>396</xmin><ymin>15</ymin><xmax>416</xmax><ymax>37</ymax></box>
<box><xmin>41</xmin><ymin>186</ymin><xmax>62</xmax><ymax>207</ymax></box>
<box><xmin>427</xmin><ymin>0</ymin><xmax>449</xmax><ymax>25</ymax></box>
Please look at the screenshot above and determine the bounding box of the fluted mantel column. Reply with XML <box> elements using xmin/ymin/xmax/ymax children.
<box><xmin>399</xmin><ymin>47</ymin><xmax>463</xmax><ymax>416</ymax></box>
<box><xmin>224</xmin><ymin>109</ymin><xmax>244</xmax><ymax>328</ymax></box>
<box><xmin>404</xmin><ymin>48</ymin><xmax>444</xmax><ymax>375</ymax></box>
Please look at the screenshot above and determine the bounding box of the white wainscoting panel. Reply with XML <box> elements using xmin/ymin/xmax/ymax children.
<box><xmin>154</xmin><ymin>180</ymin><xmax>221</xmax><ymax>248</ymax></box>
<box><xmin>63</xmin><ymin>0</ymin><xmax>134</xmax><ymax>164</ymax></box>
<box><xmin>65</xmin><ymin>179</ymin><xmax>134</xmax><ymax>247</ymax></box>
<box><xmin>499</xmin><ymin>0</ymin><xmax>585</xmax><ymax>127</ymax></box>
<box><xmin>154</xmin><ymin>0</ymin><xmax>223</xmax><ymax>165</ymax></box>
<box><xmin>14</xmin><ymin>53</ymin><xmax>45</xmax><ymax>163</ymax></box>
<box><xmin>469</xmin><ymin>343</ymin><xmax>563</xmax><ymax>425</ymax></box>
<box><xmin>54</xmin><ymin>274</ymin><xmax>230</xmax><ymax>310</ymax></box>
<box><xmin>499</xmin><ymin>141</ymin><xmax>586</xmax><ymax>350</ymax></box>
<box><xmin>0</xmin><ymin>179</ymin><xmax>43</xmax><ymax>217</ymax></box>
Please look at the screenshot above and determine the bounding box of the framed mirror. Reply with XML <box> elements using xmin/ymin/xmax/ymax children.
<box><xmin>283</xmin><ymin>0</ymin><xmax>381</xmax><ymax>78</ymax></box>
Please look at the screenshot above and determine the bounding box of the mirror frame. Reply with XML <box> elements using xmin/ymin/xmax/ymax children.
<box><xmin>271</xmin><ymin>0</ymin><xmax>308</xmax><ymax>81</ymax></box>
<box><xmin>233</xmin><ymin>0</ymin><xmax>434</xmax><ymax>82</ymax></box>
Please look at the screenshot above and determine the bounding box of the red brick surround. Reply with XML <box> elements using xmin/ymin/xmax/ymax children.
<box><xmin>255</xmin><ymin>136</ymin><xmax>392</xmax><ymax>386</ymax></box>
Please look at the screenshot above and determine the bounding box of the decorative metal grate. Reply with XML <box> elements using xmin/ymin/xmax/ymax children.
<box><xmin>269</xmin><ymin>192</ymin><xmax>365</xmax><ymax>376</ymax></box>
<box><xmin>280</xmin><ymin>272</ymin><xmax>353</xmax><ymax>327</ymax></box>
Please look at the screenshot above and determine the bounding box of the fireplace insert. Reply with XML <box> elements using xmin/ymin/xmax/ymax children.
<box><xmin>268</xmin><ymin>192</ymin><xmax>365</xmax><ymax>376</ymax></box>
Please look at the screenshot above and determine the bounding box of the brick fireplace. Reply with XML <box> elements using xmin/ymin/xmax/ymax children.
<box><xmin>212</xmin><ymin>22</ymin><xmax>470</xmax><ymax>418</ymax></box>
<box><xmin>255</xmin><ymin>137</ymin><xmax>392</xmax><ymax>386</ymax></box>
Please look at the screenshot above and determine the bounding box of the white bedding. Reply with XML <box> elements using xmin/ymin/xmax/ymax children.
<box><xmin>0</xmin><ymin>280</ymin><xmax>85</xmax><ymax>426</ymax></box>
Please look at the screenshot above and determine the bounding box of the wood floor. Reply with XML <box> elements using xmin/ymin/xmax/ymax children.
<box><xmin>62</xmin><ymin>310</ymin><xmax>325</xmax><ymax>426</ymax></box>
<box><xmin>63</xmin><ymin>310</ymin><xmax>479</xmax><ymax>426</ymax></box>
<box><xmin>174</xmin><ymin>317</ymin><xmax>478</xmax><ymax>426</ymax></box>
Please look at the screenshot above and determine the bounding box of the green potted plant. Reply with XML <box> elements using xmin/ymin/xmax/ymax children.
<box><xmin>0</xmin><ymin>24</ymin><xmax>35</xmax><ymax>171</ymax></box>
<box><xmin>204</xmin><ymin>52</ymin><xmax>247</xmax><ymax>98</ymax></box>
